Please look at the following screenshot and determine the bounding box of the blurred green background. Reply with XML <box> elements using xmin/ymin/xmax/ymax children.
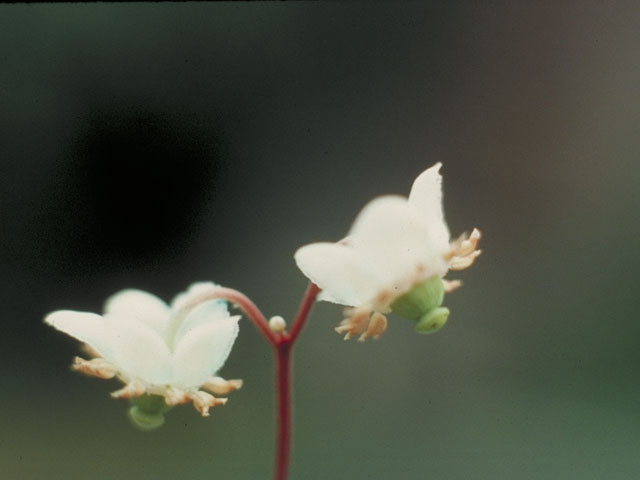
<box><xmin>1</xmin><ymin>3</ymin><xmax>639</xmax><ymax>479</ymax></box>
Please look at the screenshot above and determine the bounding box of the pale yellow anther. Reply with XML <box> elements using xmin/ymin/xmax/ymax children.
<box><xmin>192</xmin><ymin>391</ymin><xmax>227</xmax><ymax>417</ymax></box>
<box><xmin>442</xmin><ymin>279</ymin><xmax>463</xmax><ymax>293</ymax></box>
<box><xmin>335</xmin><ymin>307</ymin><xmax>389</xmax><ymax>342</ymax></box>
<box><xmin>164</xmin><ymin>387</ymin><xmax>191</xmax><ymax>406</ymax></box>
<box><xmin>269</xmin><ymin>315</ymin><xmax>286</xmax><ymax>333</ymax></box>
<box><xmin>335</xmin><ymin>307</ymin><xmax>371</xmax><ymax>340</ymax></box>
<box><xmin>72</xmin><ymin>356</ymin><xmax>117</xmax><ymax>379</ymax></box>
<box><xmin>110</xmin><ymin>380</ymin><xmax>146</xmax><ymax>399</ymax></box>
<box><xmin>457</xmin><ymin>228</ymin><xmax>481</xmax><ymax>256</ymax></box>
<box><xmin>358</xmin><ymin>312</ymin><xmax>388</xmax><ymax>342</ymax></box>
<box><xmin>450</xmin><ymin>250</ymin><xmax>482</xmax><ymax>271</ymax></box>
<box><xmin>447</xmin><ymin>228</ymin><xmax>482</xmax><ymax>260</ymax></box>
<box><xmin>202</xmin><ymin>376</ymin><xmax>244</xmax><ymax>395</ymax></box>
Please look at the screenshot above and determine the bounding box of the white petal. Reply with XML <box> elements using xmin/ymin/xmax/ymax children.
<box><xmin>172</xmin><ymin>316</ymin><xmax>240</xmax><ymax>389</ymax></box>
<box><xmin>103</xmin><ymin>289</ymin><xmax>170</xmax><ymax>338</ymax></box>
<box><xmin>170</xmin><ymin>282</ymin><xmax>220</xmax><ymax>311</ymax></box>
<box><xmin>294</xmin><ymin>242</ymin><xmax>385</xmax><ymax>306</ymax></box>
<box><xmin>165</xmin><ymin>282</ymin><xmax>227</xmax><ymax>345</ymax></box>
<box><xmin>407</xmin><ymin>163</ymin><xmax>450</xmax><ymax>248</ymax></box>
<box><xmin>104</xmin><ymin>314</ymin><xmax>172</xmax><ymax>385</ymax></box>
<box><xmin>349</xmin><ymin>196</ymin><xmax>449</xmax><ymax>283</ymax></box>
<box><xmin>171</xmin><ymin>298</ymin><xmax>230</xmax><ymax>350</ymax></box>
<box><xmin>44</xmin><ymin>310</ymin><xmax>112</xmax><ymax>360</ymax></box>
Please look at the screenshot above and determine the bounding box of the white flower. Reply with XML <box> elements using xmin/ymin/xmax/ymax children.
<box><xmin>294</xmin><ymin>163</ymin><xmax>481</xmax><ymax>340</ymax></box>
<box><xmin>45</xmin><ymin>282</ymin><xmax>242</xmax><ymax>418</ymax></box>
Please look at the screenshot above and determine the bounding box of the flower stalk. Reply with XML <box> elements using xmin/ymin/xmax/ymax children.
<box><xmin>272</xmin><ymin>282</ymin><xmax>320</xmax><ymax>480</ymax></box>
<box><xmin>183</xmin><ymin>283</ymin><xmax>320</xmax><ymax>480</ymax></box>
<box><xmin>274</xmin><ymin>342</ymin><xmax>292</xmax><ymax>480</ymax></box>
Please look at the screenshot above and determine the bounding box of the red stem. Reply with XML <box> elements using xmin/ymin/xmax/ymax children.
<box><xmin>176</xmin><ymin>286</ymin><xmax>276</xmax><ymax>344</ymax></box>
<box><xmin>182</xmin><ymin>283</ymin><xmax>320</xmax><ymax>480</ymax></box>
<box><xmin>274</xmin><ymin>341</ymin><xmax>292</xmax><ymax>480</ymax></box>
<box><xmin>273</xmin><ymin>283</ymin><xmax>320</xmax><ymax>480</ymax></box>
<box><xmin>286</xmin><ymin>283</ymin><xmax>321</xmax><ymax>343</ymax></box>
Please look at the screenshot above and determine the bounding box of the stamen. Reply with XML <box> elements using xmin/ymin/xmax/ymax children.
<box><xmin>202</xmin><ymin>377</ymin><xmax>244</xmax><ymax>395</ymax></box>
<box><xmin>335</xmin><ymin>307</ymin><xmax>371</xmax><ymax>340</ymax></box>
<box><xmin>72</xmin><ymin>357</ymin><xmax>117</xmax><ymax>379</ymax></box>
<box><xmin>442</xmin><ymin>279</ymin><xmax>463</xmax><ymax>293</ymax></box>
<box><xmin>336</xmin><ymin>308</ymin><xmax>388</xmax><ymax>342</ymax></box>
<box><xmin>192</xmin><ymin>391</ymin><xmax>227</xmax><ymax>417</ymax></box>
<box><xmin>164</xmin><ymin>387</ymin><xmax>191</xmax><ymax>406</ymax></box>
<box><xmin>358</xmin><ymin>312</ymin><xmax>388</xmax><ymax>342</ymax></box>
<box><xmin>446</xmin><ymin>228</ymin><xmax>482</xmax><ymax>260</ymax></box>
<box><xmin>111</xmin><ymin>380</ymin><xmax>146</xmax><ymax>399</ymax></box>
<box><xmin>450</xmin><ymin>250</ymin><xmax>482</xmax><ymax>270</ymax></box>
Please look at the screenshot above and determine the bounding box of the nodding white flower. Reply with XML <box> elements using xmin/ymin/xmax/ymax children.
<box><xmin>45</xmin><ymin>282</ymin><xmax>242</xmax><ymax>424</ymax></box>
<box><xmin>294</xmin><ymin>163</ymin><xmax>481</xmax><ymax>341</ymax></box>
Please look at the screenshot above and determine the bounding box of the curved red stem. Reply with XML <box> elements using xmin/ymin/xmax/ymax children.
<box><xmin>182</xmin><ymin>283</ymin><xmax>320</xmax><ymax>480</ymax></box>
<box><xmin>286</xmin><ymin>283</ymin><xmax>321</xmax><ymax>344</ymax></box>
<box><xmin>176</xmin><ymin>286</ymin><xmax>276</xmax><ymax>345</ymax></box>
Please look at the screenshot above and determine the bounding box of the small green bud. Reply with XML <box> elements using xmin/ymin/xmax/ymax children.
<box><xmin>127</xmin><ymin>394</ymin><xmax>172</xmax><ymax>431</ymax></box>
<box><xmin>391</xmin><ymin>275</ymin><xmax>444</xmax><ymax>320</ymax></box>
<box><xmin>415</xmin><ymin>307</ymin><xmax>450</xmax><ymax>334</ymax></box>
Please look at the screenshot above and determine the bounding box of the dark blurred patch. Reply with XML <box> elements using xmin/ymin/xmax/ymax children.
<box><xmin>62</xmin><ymin>107</ymin><xmax>220</xmax><ymax>267</ymax></box>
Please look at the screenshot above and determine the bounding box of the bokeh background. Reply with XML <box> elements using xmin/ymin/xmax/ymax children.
<box><xmin>1</xmin><ymin>3</ymin><xmax>639</xmax><ymax>479</ymax></box>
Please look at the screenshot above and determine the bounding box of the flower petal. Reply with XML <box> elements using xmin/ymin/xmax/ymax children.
<box><xmin>104</xmin><ymin>314</ymin><xmax>172</xmax><ymax>385</ymax></box>
<box><xmin>171</xmin><ymin>299</ymin><xmax>230</xmax><ymax>350</ymax></box>
<box><xmin>170</xmin><ymin>282</ymin><xmax>220</xmax><ymax>311</ymax></box>
<box><xmin>407</xmin><ymin>163</ymin><xmax>450</xmax><ymax>248</ymax></box>
<box><xmin>171</xmin><ymin>316</ymin><xmax>240</xmax><ymax>389</ymax></box>
<box><xmin>103</xmin><ymin>290</ymin><xmax>170</xmax><ymax>338</ymax></box>
<box><xmin>349</xmin><ymin>196</ymin><xmax>449</xmax><ymax>284</ymax></box>
<box><xmin>165</xmin><ymin>282</ymin><xmax>227</xmax><ymax>346</ymax></box>
<box><xmin>294</xmin><ymin>242</ymin><xmax>385</xmax><ymax>306</ymax></box>
<box><xmin>44</xmin><ymin>310</ymin><xmax>112</xmax><ymax>360</ymax></box>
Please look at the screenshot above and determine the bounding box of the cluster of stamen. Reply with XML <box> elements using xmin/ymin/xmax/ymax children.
<box><xmin>447</xmin><ymin>228</ymin><xmax>482</xmax><ymax>271</ymax></box>
<box><xmin>335</xmin><ymin>307</ymin><xmax>388</xmax><ymax>342</ymax></box>
<box><xmin>71</xmin><ymin>350</ymin><xmax>242</xmax><ymax>417</ymax></box>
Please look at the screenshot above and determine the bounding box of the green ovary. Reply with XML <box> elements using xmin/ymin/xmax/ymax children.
<box><xmin>415</xmin><ymin>307</ymin><xmax>450</xmax><ymax>334</ymax></box>
<box><xmin>128</xmin><ymin>394</ymin><xmax>172</xmax><ymax>431</ymax></box>
<box><xmin>390</xmin><ymin>275</ymin><xmax>445</xmax><ymax>320</ymax></box>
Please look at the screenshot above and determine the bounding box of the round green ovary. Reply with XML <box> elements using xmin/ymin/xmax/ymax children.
<box><xmin>391</xmin><ymin>275</ymin><xmax>445</xmax><ymax>320</ymax></box>
<box><xmin>127</xmin><ymin>394</ymin><xmax>172</xmax><ymax>431</ymax></box>
<box><xmin>415</xmin><ymin>307</ymin><xmax>450</xmax><ymax>334</ymax></box>
<box><xmin>128</xmin><ymin>406</ymin><xmax>166</xmax><ymax>431</ymax></box>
